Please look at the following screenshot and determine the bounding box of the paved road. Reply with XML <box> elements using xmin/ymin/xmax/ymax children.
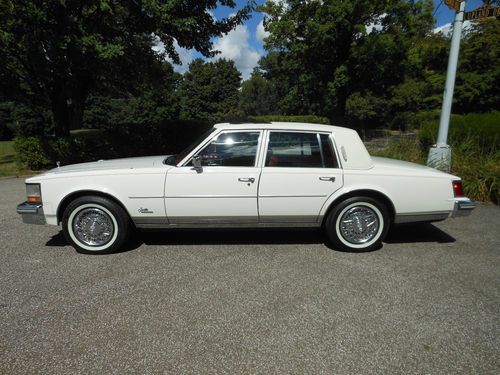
<box><xmin>0</xmin><ymin>177</ymin><xmax>499</xmax><ymax>374</ymax></box>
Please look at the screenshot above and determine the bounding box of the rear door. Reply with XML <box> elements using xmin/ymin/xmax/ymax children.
<box><xmin>258</xmin><ymin>131</ymin><xmax>343</xmax><ymax>223</ymax></box>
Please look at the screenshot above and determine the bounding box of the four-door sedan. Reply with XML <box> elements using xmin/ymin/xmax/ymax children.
<box><xmin>17</xmin><ymin>122</ymin><xmax>475</xmax><ymax>254</ymax></box>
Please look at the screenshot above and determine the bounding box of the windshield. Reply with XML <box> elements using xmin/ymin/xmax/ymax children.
<box><xmin>172</xmin><ymin>127</ymin><xmax>217</xmax><ymax>165</ymax></box>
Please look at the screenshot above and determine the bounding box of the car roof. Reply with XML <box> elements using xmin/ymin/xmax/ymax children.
<box><xmin>213</xmin><ymin>121</ymin><xmax>352</xmax><ymax>134</ymax></box>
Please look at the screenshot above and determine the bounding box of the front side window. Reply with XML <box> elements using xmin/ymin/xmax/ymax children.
<box><xmin>266</xmin><ymin>132</ymin><xmax>339</xmax><ymax>168</ymax></box>
<box><xmin>195</xmin><ymin>131</ymin><xmax>260</xmax><ymax>167</ymax></box>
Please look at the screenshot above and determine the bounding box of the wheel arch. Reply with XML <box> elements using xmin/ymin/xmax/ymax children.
<box><xmin>57</xmin><ymin>190</ymin><xmax>132</xmax><ymax>225</ymax></box>
<box><xmin>321</xmin><ymin>189</ymin><xmax>396</xmax><ymax>226</ymax></box>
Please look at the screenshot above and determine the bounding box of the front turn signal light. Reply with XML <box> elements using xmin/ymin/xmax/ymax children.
<box><xmin>26</xmin><ymin>183</ymin><xmax>42</xmax><ymax>203</ymax></box>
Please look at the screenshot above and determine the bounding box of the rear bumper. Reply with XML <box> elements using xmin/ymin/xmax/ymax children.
<box><xmin>16</xmin><ymin>201</ymin><xmax>46</xmax><ymax>225</ymax></box>
<box><xmin>451</xmin><ymin>197</ymin><xmax>475</xmax><ymax>218</ymax></box>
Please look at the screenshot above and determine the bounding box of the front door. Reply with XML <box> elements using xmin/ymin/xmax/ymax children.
<box><xmin>258</xmin><ymin>131</ymin><xmax>343</xmax><ymax>223</ymax></box>
<box><xmin>165</xmin><ymin>130</ymin><xmax>262</xmax><ymax>224</ymax></box>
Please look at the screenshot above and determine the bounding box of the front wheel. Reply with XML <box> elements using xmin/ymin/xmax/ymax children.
<box><xmin>62</xmin><ymin>196</ymin><xmax>131</xmax><ymax>254</ymax></box>
<box><xmin>325</xmin><ymin>197</ymin><xmax>390</xmax><ymax>252</ymax></box>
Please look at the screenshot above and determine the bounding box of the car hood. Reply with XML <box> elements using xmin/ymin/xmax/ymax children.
<box><xmin>28</xmin><ymin>155</ymin><xmax>172</xmax><ymax>181</ymax></box>
<box><xmin>371</xmin><ymin>156</ymin><xmax>459</xmax><ymax>179</ymax></box>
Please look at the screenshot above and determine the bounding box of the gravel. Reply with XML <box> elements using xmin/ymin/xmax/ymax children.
<box><xmin>1</xmin><ymin>177</ymin><xmax>499</xmax><ymax>374</ymax></box>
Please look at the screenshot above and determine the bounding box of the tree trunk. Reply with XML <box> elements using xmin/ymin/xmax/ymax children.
<box><xmin>51</xmin><ymin>82</ymin><xmax>85</xmax><ymax>137</ymax></box>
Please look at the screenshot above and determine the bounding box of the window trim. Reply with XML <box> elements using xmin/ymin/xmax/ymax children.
<box><xmin>180</xmin><ymin>129</ymin><xmax>263</xmax><ymax>168</ymax></box>
<box><xmin>262</xmin><ymin>130</ymin><xmax>341</xmax><ymax>169</ymax></box>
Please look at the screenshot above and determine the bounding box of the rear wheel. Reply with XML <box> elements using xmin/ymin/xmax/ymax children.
<box><xmin>62</xmin><ymin>196</ymin><xmax>131</xmax><ymax>254</ymax></box>
<box><xmin>325</xmin><ymin>196</ymin><xmax>390</xmax><ymax>252</ymax></box>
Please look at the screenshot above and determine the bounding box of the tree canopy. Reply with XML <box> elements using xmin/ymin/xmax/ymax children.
<box><xmin>0</xmin><ymin>0</ymin><xmax>254</xmax><ymax>136</ymax></box>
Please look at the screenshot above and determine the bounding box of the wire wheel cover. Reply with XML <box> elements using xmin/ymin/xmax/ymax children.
<box><xmin>72</xmin><ymin>208</ymin><xmax>115</xmax><ymax>246</ymax></box>
<box><xmin>339</xmin><ymin>206</ymin><xmax>380</xmax><ymax>244</ymax></box>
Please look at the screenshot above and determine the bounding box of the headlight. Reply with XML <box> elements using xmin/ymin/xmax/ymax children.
<box><xmin>26</xmin><ymin>183</ymin><xmax>42</xmax><ymax>203</ymax></box>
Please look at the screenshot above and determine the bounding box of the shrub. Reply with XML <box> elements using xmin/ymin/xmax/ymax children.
<box><xmin>419</xmin><ymin>111</ymin><xmax>500</xmax><ymax>153</ymax></box>
<box><xmin>13</xmin><ymin>137</ymin><xmax>51</xmax><ymax>170</ymax></box>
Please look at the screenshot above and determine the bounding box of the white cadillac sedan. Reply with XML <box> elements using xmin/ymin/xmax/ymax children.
<box><xmin>17</xmin><ymin>122</ymin><xmax>474</xmax><ymax>254</ymax></box>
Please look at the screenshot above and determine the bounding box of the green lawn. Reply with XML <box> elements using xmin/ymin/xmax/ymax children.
<box><xmin>0</xmin><ymin>141</ymin><xmax>34</xmax><ymax>177</ymax></box>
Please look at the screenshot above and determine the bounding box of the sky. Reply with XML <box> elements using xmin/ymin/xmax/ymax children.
<box><xmin>167</xmin><ymin>0</ymin><xmax>488</xmax><ymax>80</ymax></box>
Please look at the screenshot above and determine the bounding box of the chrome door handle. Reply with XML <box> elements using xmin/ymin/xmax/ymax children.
<box><xmin>319</xmin><ymin>177</ymin><xmax>336</xmax><ymax>182</ymax></box>
<box><xmin>238</xmin><ymin>177</ymin><xmax>255</xmax><ymax>183</ymax></box>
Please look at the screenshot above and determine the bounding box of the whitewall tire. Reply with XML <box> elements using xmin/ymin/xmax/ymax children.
<box><xmin>62</xmin><ymin>196</ymin><xmax>131</xmax><ymax>254</ymax></box>
<box><xmin>325</xmin><ymin>196</ymin><xmax>390</xmax><ymax>252</ymax></box>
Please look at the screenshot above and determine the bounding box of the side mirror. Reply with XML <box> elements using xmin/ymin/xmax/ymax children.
<box><xmin>192</xmin><ymin>155</ymin><xmax>203</xmax><ymax>173</ymax></box>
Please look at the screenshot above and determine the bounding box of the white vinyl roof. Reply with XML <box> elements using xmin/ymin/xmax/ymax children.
<box><xmin>214</xmin><ymin>122</ymin><xmax>374</xmax><ymax>170</ymax></box>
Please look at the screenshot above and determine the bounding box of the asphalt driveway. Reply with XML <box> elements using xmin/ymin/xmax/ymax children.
<box><xmin>1</xmin><ymin>177</ymin><xmax>499</xmax><ymax>374</ymax></box>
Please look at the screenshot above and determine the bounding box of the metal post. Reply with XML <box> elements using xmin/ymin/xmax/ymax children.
<box><xmin>427</xmin><ymin>0</ymin><xmax>466</xmax><ymax>172</ymax></box>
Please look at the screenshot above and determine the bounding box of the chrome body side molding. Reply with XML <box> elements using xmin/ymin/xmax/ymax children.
<box><xmin>394</xmin><ymin>212</ymin><xmax>450</xmax><ymax>224</ymax></box>
<box><xmin>132</xmin><ymin>216</ymin><xmax>322</xmax><ymax>229</ymax></box>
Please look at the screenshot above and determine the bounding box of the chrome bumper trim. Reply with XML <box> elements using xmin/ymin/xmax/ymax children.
<box><xmin>452</xmin><ymin>197</ymin><xmax>475</xmax><ymax>218</ymax></box>
<box><xmin>16</xmin><ymin>201</ymin><xmax>46</xmax><ymax>225</ymax></box>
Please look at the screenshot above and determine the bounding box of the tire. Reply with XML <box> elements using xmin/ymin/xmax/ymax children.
<box><xmin>62</xmin><ymin>196</ymin><xmax>131</xmax><ymax>254</ymax></box>
<box><xmin>325</xmin><ymin>196</ymin><xmax>390</xmax><ymax>252</ymax></box>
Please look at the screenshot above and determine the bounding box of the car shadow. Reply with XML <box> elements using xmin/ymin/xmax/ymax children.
<box><xmin>46</xmin><ymin>222</ymin><xmax>455</xmax><ymax>253</ymax></box>
<box><xmin>386</xmin><ymin>223</ymin><xmax>456</xmax><ymax>244</ymax></box>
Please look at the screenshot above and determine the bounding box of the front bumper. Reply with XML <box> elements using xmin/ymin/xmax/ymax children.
<box><xmin>16</xmin><ymin>201</ymin><xmax>46</xmax><ymax>225</ymax></box>
<box><xmin>451</xmin><ymin>197</ymin><xmax>475</xmax><ymax>218</ymax></box>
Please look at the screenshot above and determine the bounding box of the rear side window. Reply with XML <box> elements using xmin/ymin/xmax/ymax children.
<box><xmin>320</xmin><ymin>134</ymin><xmax>339</xmax><ymax>168</ymax></box>
<box><xmin>265</xmin><ymin>132</ymin><xmax>338</xmax><ymax>168</ymax></box>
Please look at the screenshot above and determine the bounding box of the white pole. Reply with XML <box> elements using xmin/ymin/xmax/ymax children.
<box><xmin>427</xmin><ymin>0</ymin><xmax>466</xmax><ymax>172</ymax></box>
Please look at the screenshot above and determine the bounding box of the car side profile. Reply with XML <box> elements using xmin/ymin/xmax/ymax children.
<box><xmin>17</xmin><ymin>122</ymin><xmax>475</xmax><ymax>254</ymax></box>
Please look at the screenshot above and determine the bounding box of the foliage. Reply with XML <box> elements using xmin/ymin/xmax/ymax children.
<box><xmin>368</xmin><ymin>136</ymin><xmax>425</xmax><ymax>165</ymax></box>
<box><xmin>454</xmin><ymin>19</ymin><xmax>500</xmax><ymax>113</ymax></box>
<box><xmin>179</xmin><ymin>59</ymin><xmax>243</xmax><ymax>123</ymax></box>
<box><xmin>0</xmin><ymin>0</ymin><xmax>254</xmax><ymax>136</ymax></box>
<box><xmin>13</xmin><ymin>120</ymin><xmax>213</xmax><ymax>170</ymax></box>
<box><xmin>0</xmin><ymin>140</ymin><xmax>33</xmax><ymax>176</ymax></box>
<box><xmin>372</xmin><ymin>112</ymin><xmax>500</xmax><ymax>203</ymax></box>
<box><xmin>13</xmin><ymin>137</ymin><xmax>51</xmax><ymax>170</ymax></box>
<box><xmin>257</xmin><ymin>0</ymin><xmax>435</xmax><ymax>121</ymax></box>
<box><xmin>0</xmin><ymin>102</ymin><xmax>14</xmax><ymax>140</ymax></box>
<box><xmin>239</xmin><ymin>68</ymin><xmax>279</xmax><ymax>116</ymax></box>
<box><xmin>419</xmin><ymin>111</ymin><xmax>500</xmax><ymax>153</ymax></box>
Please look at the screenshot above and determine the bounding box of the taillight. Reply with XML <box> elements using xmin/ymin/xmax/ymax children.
<box><xmin>452</xmin><ymin>180</ymin><xmax>464</xmax><ymax>197</ymax></box>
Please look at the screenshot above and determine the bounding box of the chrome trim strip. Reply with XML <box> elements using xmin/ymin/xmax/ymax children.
<box><xmin>136</xmin><ymin>222</ymin><xmax>321</xmax><ymax>229</ymax></box>
<box><xmin>129</xmin><ymin>196</ymin><xmax>164</xmax><ymax>199</ymax></box>
<box><xmin>168</xmin><ymin>216</ymin><xmax>258</xmax><ymax>224</ymax></box>
<box><xmin>259</xmin><ymin>215</ymin><xmax>319</xmax><ymax>223</ymax></box>
<box><xmin>166</xmin><ymin>195</ymin><xmax>253</xmax><ymax>199</ymax></box>
<box><xmin>259</xmin><ymin>195</ymin><xmax>327</xmax><ymax>198</ymax></box>
<box><xmin>131</xmin><ymin>217</ymin><xmax>168</xmax><ymax>225</ymax></box>
<box><xmin>394</xmin><ymin>212</ymin><xmax>450</xmax><ymax>224</ymax></box>
<box><xmin>133</xmin><ymin>215</ymin><xmax>323</xmax><ymax>228</ymax></box>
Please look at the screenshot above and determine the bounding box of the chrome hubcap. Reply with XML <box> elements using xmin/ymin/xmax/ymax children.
<box><xmin>72</xmin><ymin>208</ymin><xmax>114</xmax><ymax>246</ymax></box>
<box><xmin>339</xmin><ymin>206</ymin><xmax>379</xmax><ymax>244</ymax></box>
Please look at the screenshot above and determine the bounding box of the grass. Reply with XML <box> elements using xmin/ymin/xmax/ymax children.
<box><xmin>0</xmin><ymin>140</ymin><xmax>34</xmax><ymax>177</ymax></box>
<box><xmin>368</xmin><ymin>132</ymin><xmax>499</xmax><ymax>204</ymax></box>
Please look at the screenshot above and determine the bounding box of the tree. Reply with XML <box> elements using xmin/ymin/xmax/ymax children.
<box><xmin>0</xmin><ymin>0</ymin><xmax>254</xmax><ymax>136</ymax></box>
<box><xmin>454</xmin><ymin>19</ymin><xmax>500</xmax><ymax>113</ymax></box>
<box><xmin>179</xmin><ymin>59</ymin><xmax>242</xmax><ymax>123</ymax></box>
<box><xmin>258</xmin><ymin>0</ymin><xmax>435</xmax><ymax>121</ymax></box>
<box><xmin>239</xmin><ymin>68</ymin><xmax>279</xmax><ymax>116</ymax></box>
<box><xmin>84</xmin><ymin>62</ymin><xmax>183</xmax><ymax>128</ymax></box>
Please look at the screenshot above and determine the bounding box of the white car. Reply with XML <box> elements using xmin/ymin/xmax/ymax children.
<box><xmin>17</xmin><ymin>122</ymin><xmax>475</xmax><ymax>254</ymax></box>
